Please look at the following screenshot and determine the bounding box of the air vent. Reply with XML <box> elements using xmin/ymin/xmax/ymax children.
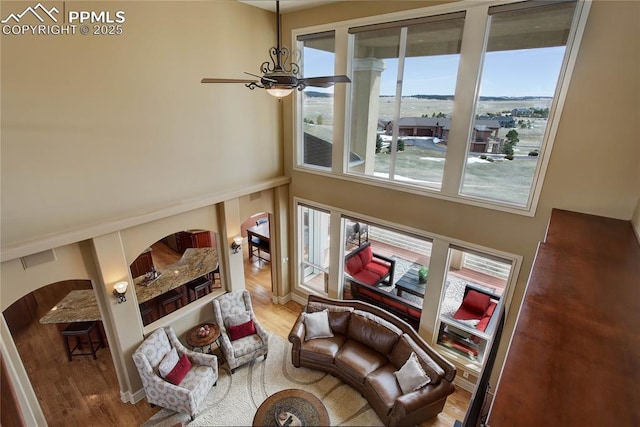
<box><xmin>250</xmin><ymin>191</ymin><xmax>262</xmax><ymax>201</ymax></box>
<box><xmin>20</xmin><ymin>249</ymin><xmax>56</xmax><ymax>269</ymax></box>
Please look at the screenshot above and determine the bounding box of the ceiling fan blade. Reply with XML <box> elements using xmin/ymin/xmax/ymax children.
<box><xmin>299</xmin><ymin>75</ymin><xmax>351</xmax><ymax>88</ymax></box>
<box><xmin>244</xmin><ymin>72</ymin><xmax>277</xmax><ymax>83</ymax></box>
<box><xmin>201</xmin><ymin>78</ymin><xmax>257</xmax><ymax>84</ymax></box>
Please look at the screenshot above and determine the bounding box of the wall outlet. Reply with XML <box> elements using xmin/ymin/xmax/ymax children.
<box><xmin>462</xmin><ymin>371</ymin><xmax>470</xmax><ymax>379</ymax></box>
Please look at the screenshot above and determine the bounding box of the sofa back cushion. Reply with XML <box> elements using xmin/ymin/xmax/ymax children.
<box><xmin>307</xmin><ymin>302</ymin><xmax>353</xmax><ymax>335</ymax></box>
<box><xmin>345</xmin><ymin>254</ymin><xmax>363</xmax><ymax>276</ymax></box>
<box><xmin>348</xmin><ymin>310</ymin><xmax>401</xmax><ymax>355</ymax></box>
<box><xmin>390</xmin><ymin>334</ymin><xmax>445</xmax><ymax>385</ymax></box>
<box><xmin>358</xmin><ymin>245</ymin><xmax>373</xmax><ymax>265</ymax></box>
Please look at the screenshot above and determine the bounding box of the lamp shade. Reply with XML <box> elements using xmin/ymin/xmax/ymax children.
<box><xmin>266</xmin><ymin>86</ymin><xmax>294</xmax><ymax>98</ymax></box>
<box><xmin>114</xmin><ymin>281</ymin><xmax>128</xmax><ymax>294</ymax></box>
<box><xmin>233</xmin><ymin>236</ymin><xmax>243</xmax><ymax>246</ymax></box>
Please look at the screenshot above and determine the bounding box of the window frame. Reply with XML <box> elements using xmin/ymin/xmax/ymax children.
<box><xmin>292</xmin><ymin>197</ymin><xmax>523</xmax><ymax>378</ymax></box>
<box><xmin>292</xmin><ymin>0</ymin><xmax>592</xmax><ymax>216</ymax></box>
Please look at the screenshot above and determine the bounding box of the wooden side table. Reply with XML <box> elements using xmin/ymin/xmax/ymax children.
<box><xmin>186</xmin><ymin>322</ymin><xmax>220</xmax><ymax>354</ymax></box>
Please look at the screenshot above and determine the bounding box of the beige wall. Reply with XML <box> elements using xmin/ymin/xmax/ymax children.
<box><xmin>281</xmin><ymin>0</ymin><xmax>640</xmax><ymax>385</ymax></box>
<box><xmin>0</xmin><ymin>1</ymin><xmax>288</xmax><ymax>420</ymax></box>
<box><xmin>1</xmin><ymin>1</ymin><xmax>282</xmax><ymax>247</ymax></box>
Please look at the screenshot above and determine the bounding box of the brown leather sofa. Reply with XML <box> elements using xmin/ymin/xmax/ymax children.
<box><xmin>289</xmin><ymin>295</ymin><xmax>456</xmax><ymax>426</ymax></box>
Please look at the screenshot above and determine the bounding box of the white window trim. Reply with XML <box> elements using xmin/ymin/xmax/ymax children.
<box><xmin>292</xmin><ymin>0</ymin><xmax>592</xmax><ymax>217</ymax></box>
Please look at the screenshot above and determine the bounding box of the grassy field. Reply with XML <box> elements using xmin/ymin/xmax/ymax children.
<box><xmin>302</xmin><ymin>96</ymin><xmax>551</xmax><ymax>206</ymax></box>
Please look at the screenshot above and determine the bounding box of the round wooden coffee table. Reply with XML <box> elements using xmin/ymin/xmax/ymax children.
<box><xmin>253</xmin><ymin>389</ymin><xmax>329</xmax><ymax>427</ymax></box>
<box><xmin>186</xmin><ymin>322</ymin><xmax>220</xmax><ymax>354</ymax></box>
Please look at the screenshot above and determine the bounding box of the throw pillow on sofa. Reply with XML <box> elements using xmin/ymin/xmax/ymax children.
<box><xmin>303</xmin><ymin>309</ymin><xmax>333</xmax><ymax>341</ymax></box>
<box><xmin>395</xmin><ymin>352</ymin><xmax>431</xmax><ymax>394</ymax></box>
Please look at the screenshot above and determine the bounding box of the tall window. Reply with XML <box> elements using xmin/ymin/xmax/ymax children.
<box><xmin>295</xmin><ymin>0</ymin><xmax>588</xmax><ymax>214</ymax></box>
<box><xmin>298</xmin><ymin>204</ymin><xmax>331</xmax><ymax>294</ymax></box>
<box><xmin>298</xmin><ymin>32</ymin><xmax>337</xmax><ymax>169</ymax></box>
<box><xmin>348</xmin><ymin>14</ymin><xmax>465</xmax><ymax>189</ymax></box>
<box><xmin>460</xmin><ymin>1</ymin><xmax>578</xmax><ymax>206</ymax></box>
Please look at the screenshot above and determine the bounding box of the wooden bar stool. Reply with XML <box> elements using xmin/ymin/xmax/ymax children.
<box><xmin>186</xmin><ymin>277</ymin><xmax>212</xmax><ymax>302</ymax></box>
<box><xmin>61</xmin><ymin>321</ymin><xmax>103</xmax><ymax>361</ymax></box>
<box><xmin>158</xmin><ymin>289</ymin><xmax>183</xmax><ymax>315</ymax></box>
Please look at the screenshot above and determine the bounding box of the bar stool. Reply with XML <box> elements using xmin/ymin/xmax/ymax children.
<box><xmin>61</xmin><ymin>321</ymin><xmax>103</xmax><ymax>361</ymax></box>
<box><xmin>158</xmin><ymin>289</ymin><xmax>183</xmax><ymax>315</ymax></box>
<box><xmin>139</xmin><ymin>302</ymin><xmax>153</xmax><ymax>325</ymax></box>
<box><xmin>186</xmin><ymin>276</ymin><xmax>212</xmax><ymax>302</ymax></box>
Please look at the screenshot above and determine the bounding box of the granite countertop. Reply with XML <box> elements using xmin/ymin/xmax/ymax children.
<box><xmin>40</xmin><ymin>290</ymin><xmax>100</xmax><ymax>324</ymax></box>
<box><xmin>134</xmin><ymin>247</ymin><xmax>218</xmax><ymax>304</ymax></box>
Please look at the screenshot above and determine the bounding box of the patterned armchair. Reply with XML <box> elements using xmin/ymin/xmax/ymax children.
<box><xmin>212</xmin><ymin>290</ymin><xmax>269</xmax><ymax>373</ymax></box>
<box><xmin>132</xmin><ymin>326</ymin><xmax>218</xmax><ymax>420</ymax></box>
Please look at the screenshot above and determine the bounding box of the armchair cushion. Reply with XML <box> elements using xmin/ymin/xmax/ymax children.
<box><xmin>159</xmin><ymin>348</ymin><xmax>179</xmax><ymax>378</ymax></box>
<box><xmin>166</xmin><ymin>353</ymin><xmax>192</xmax><ymax>385</ymax></box>
<box><xmin>228</xmin><ymin>320</ymin><xmax>256</xmax><ymax>341</ymax></box>
<box><xmin>225</xmin><ymin>311</ymin><xmax>251</xmax><ymax>328</ymax></box>
<box><xmin>453</xmin><ymin>290</ymin><xmax>490</xmax><ymax>320</ymax></box>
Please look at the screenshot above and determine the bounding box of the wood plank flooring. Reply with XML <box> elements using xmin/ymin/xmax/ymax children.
<box><xmin>7</xmin><ymin>245</ymin><xmax>469</xmax><ymax>426</ymax></box>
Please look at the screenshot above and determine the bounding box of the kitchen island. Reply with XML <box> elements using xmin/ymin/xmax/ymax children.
<box><xmin>134</xmin><ymin>247</ymin><xmax>218</xmax><ymax>304</ymax></box>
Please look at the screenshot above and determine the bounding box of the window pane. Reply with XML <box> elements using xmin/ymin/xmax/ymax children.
<box><xmin>342</xmin><ymin>218</ymin><xmax>431</xmax><ymax>329</ymax></box>
<box><xmin>348</xmin><ymin>16</ymin><xmax>464</xmax><ymax>190</ymax></box>
<box><xmin>299</xmin><ymin>205</ymin><xmax>330</xmax><ymax>294</ymax></box>
<box><xmin>437</xmin><ymin>247</ymin><xmax>511</xmax><ymax>369</ymax></box>
<box><xmin>460</xmin><ymin>2</ymin><xmax>577</xmax><ymax>206</ymax></box>
<box><xmin>300</xmin><ymin>33</ymin><xmax>336</xmax><ymax>169</ymax></box>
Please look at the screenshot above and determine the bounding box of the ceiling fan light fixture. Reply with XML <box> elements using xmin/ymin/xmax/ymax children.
<box><xmin>266</xmin><ymin>86</ymin><xmax>295</xmax><ymax>98</ymax></box>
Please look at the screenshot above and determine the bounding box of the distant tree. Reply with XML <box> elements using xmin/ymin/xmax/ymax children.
<box><xmin>397</xmin><ymin>139</ymin><xmax>405</xmax><ymax>151</ymax></box>
<box><xmin>503</xmin><ymin>130</ymin><xmax>519</xmax><ymax>157</ymax></box>
<box><xmin>375</xmin><ymin>134</ymin><xmax>383</xmax><ymax>154</ymax></box>
<box><xmin>316</xmin><ymin>114</ymin><xmax>324</xmax><ymax>125</ymax></box>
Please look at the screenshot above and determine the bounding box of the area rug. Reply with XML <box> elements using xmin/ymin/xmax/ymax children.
<box><xmin>142</xmin><ymin>334</ymin><xmax>383</xmax><ymax>427</ymax></box>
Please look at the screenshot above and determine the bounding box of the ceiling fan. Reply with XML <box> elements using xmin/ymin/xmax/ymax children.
<box><xmin>201</xmin><ymin>1</ymin><xmax>350</xmax><ymax>98</ymax></box>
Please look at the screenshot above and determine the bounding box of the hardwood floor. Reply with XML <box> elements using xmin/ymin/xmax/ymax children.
<box><xmin>7</xmin><ymin>246</ymin><xmax>469</xmax><ymax>426</ymax></box>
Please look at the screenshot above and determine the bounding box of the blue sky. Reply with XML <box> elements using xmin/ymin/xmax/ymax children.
<box><xmin>304</xmin><ymin>46</ymin><xmax>566</xmax><ymax>97</ymax></box>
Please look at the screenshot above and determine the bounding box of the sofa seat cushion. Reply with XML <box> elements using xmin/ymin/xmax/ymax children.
<box><xmin>300</xmin><ymin>335</ymin><xmax>347</xmax><ymax>365</ymax></box>
<box><xmin>231</xmin><ymin>333</ymin><xmax>264</xmax><ymax>358</ymax></box>
<box><xmin>335</xmin><ymin>340</ymin><xmax>388</xmax><ymax>383</ymax></box>
<box><xmin>353</xmin><ymin>269</ymin><xmax>383</xmax><ymax>286</ymax></box>
<box><xmin>364</xmin><ymin>259</ymin><xmax>390</xmax><ymax>277</ymax></box>
<box><xmin>365</xmin><ymin>364</ymin><xmax>403</xmax><ymax>414</ymax></box>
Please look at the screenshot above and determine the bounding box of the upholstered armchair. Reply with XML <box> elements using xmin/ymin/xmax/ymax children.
<box><xmin>132</xmin><ymin>326</ymin><xmax>218</xmax><ymax>420</ymax></box>
<box><xmin>212</xmin><ymin>290</ymin><xmax>269</xmax><ymax>373</ymax></box>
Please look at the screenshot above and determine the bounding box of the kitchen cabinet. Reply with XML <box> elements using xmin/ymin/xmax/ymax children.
<box><xmin>177</xmin><ymin>230</ymin><xmax>212</xmax><ymax>253</ymax></box>
<box><xmin>130</xmin><ymin>248</ymin><xmax>154</xmax><ymax>278</ymax></box>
